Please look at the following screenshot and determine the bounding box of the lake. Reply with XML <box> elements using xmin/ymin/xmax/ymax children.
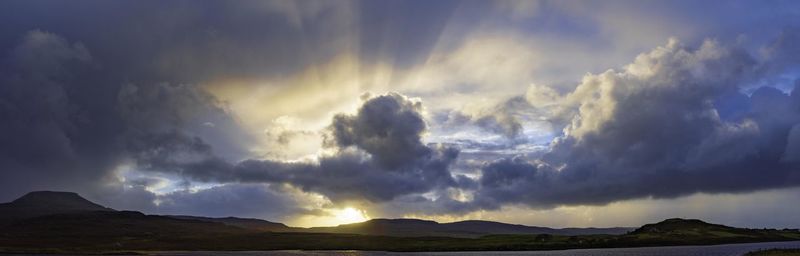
<box><xmin>150</xmin><ymin>241</ymin><xmax>800</xmax><ymax>256</ymax></box>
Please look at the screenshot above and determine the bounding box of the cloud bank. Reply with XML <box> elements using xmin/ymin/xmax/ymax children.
<box><xmin>130</xmin><ymin>36</ymin><xmax>800</xmax><ymax>214</ymax></box>
<box><xmin>2</xmin><ymin>0</ymin><xmax>800</xmax><ymax>227</ymax></box>
<box><xmin>472</xmin><ymin>38</ymin><xmax>800</xmax><ymax>209</ymax></box>
<box><xmin>140</xmin><ymin>93</ymin><xmax>461</xmax><ymax>203</ymax></box>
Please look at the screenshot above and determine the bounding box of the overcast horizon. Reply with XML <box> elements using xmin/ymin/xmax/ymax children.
<box><xmin>1</xmin><ymin>0</ymin><xmax>800</xmax><ymax>229</ymax></box>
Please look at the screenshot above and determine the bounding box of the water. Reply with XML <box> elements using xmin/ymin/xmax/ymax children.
<box><xmin>150</xmin><ymin>241</ymin><xmax>800</xmax><ymax>256</ymax></box>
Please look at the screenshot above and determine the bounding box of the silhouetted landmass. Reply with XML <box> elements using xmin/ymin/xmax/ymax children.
<box><xmin>619</xmin><ymin>218</ymin><xmax>800</xmax><ymax>246</ymax></box>
<box><xmin>0</xmin><ymin>191</ymin><xmax>798</xmax><ymax>253</ymax></box>
<box><xmin>307</xmin><ymin>218</ymin><xmax>632</xmax><ymax>237</ymax></box>
<box><xmin>167</xmin><ymin>215</ymin><xmax>293</xmax><ymax>232</ymax></box>
<box><xmin>167</xmin><ymin>214</ymin><xmax>632</xmax><ymax>237</ymax></box>
<box><xmin>446</xmin><ymin>220</ymin><xmax>632</xmax><ymax>236</ymax></box>
<box><xmin>0</xmin><ymin>191</ymin><xmax>113</xmax><ymax>226</ymax></box>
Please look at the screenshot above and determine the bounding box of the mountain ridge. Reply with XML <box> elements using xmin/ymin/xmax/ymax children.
<box><xmin>307</xmin><ymin>218</ymin><xmax>633</xmax><ymax>237</ymax></box>
<box><xmin>167</xmin><ymin>215</ymin><xmax>293</xmax><ymax>232</ymax></box>
<box><xmin>0</xmin><ymin>191</ymin><xmax>634</xmax><ymax>236</ymax></box>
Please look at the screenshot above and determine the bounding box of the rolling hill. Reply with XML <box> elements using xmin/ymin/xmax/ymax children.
<box><xmin>621</xmin><ymin>218</ymin><xmax>800</xmax><ymax>246</ymax></box>
<box><xmin>167</xmin><ymin>215</ymin><xmax>293</xmax><ymax>232</ymax></box>
<box><xmin>307</xmin><ymin>218</ymin><xmax>632</xmax><ymax>237</ymax></box>
<box><xmin>0</xmin><ymin>191</ymin><xmax>798</xmax><ymax>253</ymax></box>
<box><xmin>0</xmin><ymin>191</ymin><xmax>633</xmax><ymax>237</ymax></box>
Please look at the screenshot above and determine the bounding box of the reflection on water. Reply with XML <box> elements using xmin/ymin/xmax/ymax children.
<box><xmin>152</xmin><ymin>241</ymin><xmax>800</xmax><ymax>256</ymax></box>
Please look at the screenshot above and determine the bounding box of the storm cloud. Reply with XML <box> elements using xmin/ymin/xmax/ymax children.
<box><xmin>280</xmin><ymin>94</ymin><xmax>460</xmax><ymax>202</ymax></box>
<box><xmin>146</xmin><ymin>93</ymin><xmax>462</xmax><ymax>203</ymax></box>
<box><xmin>0</xmin><ymin>30</ymin><xmax>253</xmax><ymax>210</ymax></box>
<box><xmin>0</xmin><ymin>30</ymin><xmax>119</xmax><ymax>197</ymax></box>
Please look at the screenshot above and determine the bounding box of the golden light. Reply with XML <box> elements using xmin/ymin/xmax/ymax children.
<box><xmin>287</xmin><ymin>206</ymin><xmax>371</xmax><ymax>227</ymax></box>
<box><xmin>334</xmin><ymin>207</ymin><xmax>370</xmax><ymax>224</ymax></box>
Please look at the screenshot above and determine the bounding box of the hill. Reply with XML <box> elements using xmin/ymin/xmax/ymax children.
<box><xmin>0</xmin><ymin>191</ymin><xmax>113</xmax><ymax>226</ymax></box>
<box><xmin>167</xmin><ymin>215</ymin><xmax>294</xmax><ymax>232</ymax></box>
<box><xmin>2</xmin><ymin>216</ymin><xmax>799</xmax><ymax>253</ymax></box>
<box><xmin>0</xmin><ymin>191</ymin><xmax>798</xmax><ymax>253</ymax></box>
<box><xmin>308</xmin><ymin>218</ymin><xmax>632</xmax><ymax>237</ymax></box>
<box><xmin>1</xmin><ymin>210</ymin><xmax>248</xmax><ymax>248</ymax></box>
<box><xmin>0</xmin><ymin>191</ymin><xmax>631</xmax><ymax>237</ymax></box>
<box><xmin>444</xmin><ymin>220</ymin><xmax>631</xmax><ymax>236</ymax></box>
<box><xmin>632</xmin><ymin>218</ymin><xmax>734</xmax><ymax>234</ymax></box>
<box><xmin>620</xmin><ymin>218</ymin><xmax>800</xmax><ymax>246</ymax></box>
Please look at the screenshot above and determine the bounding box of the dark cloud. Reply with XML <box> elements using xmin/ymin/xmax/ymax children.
<box><xmin>118</xmin><ymin>82</ymin><xmax>253</xmax><ymax>161</ymax></box>
<box><xmin>270</xmin><ymin>94</ymin><xmax>460</xmax><ymax>202</ymax></box>
<box><xmin>0</xmin><ymin>31</ymin><xmax>121</xmax><ymax>199</ymax></box>
<box><xmin>0</xmin><ymin>30</ymin><xmax>252</xmax><ymax>213</ymax></box>
<box><xmin>147</xmin><ymin>93</ymin><xmax>461</xmax><ymax>203</ymax></box>
<box><xmin>328</xmin><ymin>93</ymin><xmax>429</xmax><ymax>169</ymax></box>
<box><xmin>94</xmin><ymin>182</ymin><xmax>305</xmax><ymax>221</ymax></box>
<box><xmin>785</xmin><ymin>125</ymin><xmax>800</xmax><ymax>163</ymax></box>
<box><xmin>479</xmin><ymin>157</ymin><xmax>537</xmax><ymax>189</ymax></box>
<box><xmin>0</xmin><ymin>0</ymin><xmax>461</xmax><ymax>84</ymax></box>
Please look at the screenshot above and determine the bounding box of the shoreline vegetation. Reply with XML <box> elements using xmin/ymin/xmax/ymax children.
<box><xmin>1</xmin><ymin>192</ymin><xmax>799</xmax><ymax>253</ymax></box>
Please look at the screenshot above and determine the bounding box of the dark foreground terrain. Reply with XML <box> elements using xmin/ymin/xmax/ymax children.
<box><xmin>1</xmin><ymin>191</ymin><xmax>799</xmax><ymax>253</ymax></box>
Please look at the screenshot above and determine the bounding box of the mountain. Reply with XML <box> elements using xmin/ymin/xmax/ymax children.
<box><xmin>0</xmin><ymin>191</ymin><xmax>113</xmax><ymax>225</ymax></box>
<box><xmin>306</xmin><ymin>218</ymin><xmax>633</xmax><ymax>237</ymax></box>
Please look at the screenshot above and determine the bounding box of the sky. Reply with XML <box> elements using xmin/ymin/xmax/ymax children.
<box><xmin>1</xmin><ymin>0</ymin><xmax>800</xmax><ymax>228</ymax></box>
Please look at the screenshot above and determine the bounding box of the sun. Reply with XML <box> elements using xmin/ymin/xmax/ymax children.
<box><xmin>288</xmin><ymin>206</ymin><xmax>371</xmax><ymax>227</ymax></box>
<box><xmin>334</xmin><ymin>207</ymin><xmax>369</xmax><ymax>224</ymax></box>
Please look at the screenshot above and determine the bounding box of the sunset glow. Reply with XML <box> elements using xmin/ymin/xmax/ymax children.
<box><xmin>334</xmin><ymin>207</ymin><xmax>370</xmax><ymax>225</ymax></box>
